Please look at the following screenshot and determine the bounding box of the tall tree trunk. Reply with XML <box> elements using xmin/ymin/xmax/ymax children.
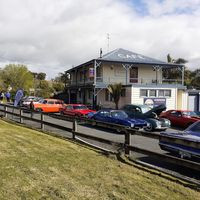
<box><xmin>115</xmin><ymin>101</ymin><xmax>119</xmax><ymax>110</ymax></box>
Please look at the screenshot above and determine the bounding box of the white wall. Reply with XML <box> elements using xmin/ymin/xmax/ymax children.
<box><xmin>101</xmin><ymin>63</ymin><xmax>162</xmax><ymax>85</ymax></box>
<box><xmin>131</xmin><ymin>87</ymin><xmax>177</xmax><ymax>110</ymax></box>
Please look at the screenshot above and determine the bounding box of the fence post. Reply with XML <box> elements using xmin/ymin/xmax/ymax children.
<box><xmin>4</xmin><ymin>105</ymin><xmax>7</xmax><ymax>118</ymax></box>
<box><xmin>20</xmin><ymin>108</ymin><xmax>23</xmax><ymax>123</ymax></box>
<box><xmin>125</xmin><ymin>130</ymin><xmax>131</xmax><ymax>156</ymax></box>
<box><xmin>41</xmin><ymin>112</ymin><xmax>44</xmax><ymax>130</ymax></box>
<box><xmin>72</xmin><ymin>120</ymin><xmax>77</xmax><ymax>139</ymax></box>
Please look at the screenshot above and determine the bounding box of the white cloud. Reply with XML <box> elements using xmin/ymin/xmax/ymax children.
<box><xmin>0</xmin><ymin>0</ymin><xmax>199</xmax><ymax>78</ymax></box>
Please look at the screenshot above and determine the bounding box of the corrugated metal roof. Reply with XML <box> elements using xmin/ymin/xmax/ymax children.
<box><xmin>98</xmin><ymin>48</ymin><xmax>167</xmax><ymax>64</ymax></box>
<box><xmin>66</xmin><ymin>48</ymin><xmax>183</xmax><ymax>72</ymax></box>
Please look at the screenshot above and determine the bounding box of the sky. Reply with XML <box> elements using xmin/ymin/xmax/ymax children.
<box><xmin>0</xmin><ymin>0</ymin><xmax>199</xmax><ymax>79</ymax></box>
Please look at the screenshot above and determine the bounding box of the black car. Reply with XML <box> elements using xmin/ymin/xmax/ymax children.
<box><xmin>122</xmin><ymin>104</ymin><xmax>171</xmax><ymax>131</ymax></box>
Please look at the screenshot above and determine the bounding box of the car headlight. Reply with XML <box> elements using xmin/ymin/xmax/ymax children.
<box><xmin>156</xmin><ymin>121</ymin><xmax>161</xmax><ymax>127</ymax></box>
<box><xmin>131</xmin><ymin>123</ymin><xmax>135</xmax><ymax>128</ymax></box>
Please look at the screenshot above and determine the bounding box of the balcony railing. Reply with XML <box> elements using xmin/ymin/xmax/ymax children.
<box><xmin>70</xmin><ymin>79</ymin><xmax>94</xmax><ymax>86</ymax></box>
<box><xmin>96</xmin><ymin>77</ymin><xmax>183</xmax><ymax>85</ymax></box>
<box><xmin>69</xmin><ymin>77</ymin><xmax>183</xmax><ymax>86</ymax></box>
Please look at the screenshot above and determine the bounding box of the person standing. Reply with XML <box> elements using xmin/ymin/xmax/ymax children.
<box><xmin>0</xmin><ymin>91</ymin><xmax>3</xmax><ymax>103</ymax></box>
<box><xmin>5</xmin><ymin>91</ymin><xmax>11</xmax><ymax>102</ymax></box>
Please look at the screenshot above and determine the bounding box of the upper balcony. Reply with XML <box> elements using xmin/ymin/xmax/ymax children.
<box><xmin>95</xmin><ymin>76</ymin><xmax>183</xmax><ymax>88</ymax></box>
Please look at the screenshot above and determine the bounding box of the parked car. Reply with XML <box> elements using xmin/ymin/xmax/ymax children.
<box><xmin>122</xmin><ymin>104</ymin><xmax>171</xmax><ymax>131</ymax></box>
<box><xmin>88</xmin><ymin>109</ymin><xmax>149</xmax><ymax>132</ymax></box>
<box><xmin>59</xmin><ymin>104</ymin><xmax>96</xmax><ymax>117</ymax></box>
<box><xmin>159</xmin><ymin>121</ymin><xmax>200</xmax><ymax>159</ymax></box>
<box><xmin>160</xmin><ymin>110</ymin><xmax>200</xmax><ymax>128</ymax></box>
<box><xmin>22</xmin><ymin>96</ymin><xmax>42</xmax><ymax>107</ymax></box>
<box><xmin>33</xmin><ymin>99</ymin><xmax>64</xmax><ymax>113</ymax></box>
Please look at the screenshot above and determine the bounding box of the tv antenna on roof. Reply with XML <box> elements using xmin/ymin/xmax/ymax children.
<box><xmin>107</xmin><ymin>33</ymin><xmax>110</xmax><ymax>53</ymax></box>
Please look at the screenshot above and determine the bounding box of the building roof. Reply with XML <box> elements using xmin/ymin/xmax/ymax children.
<box><xmin>66</xmin><ymin>48</ymin><xmax>183</xmax><ymax>72</ymax></box>
<box><xmin>97</xmin><ymin>48</ymin><xmax>167</xmax><ymax>65</ymax></box>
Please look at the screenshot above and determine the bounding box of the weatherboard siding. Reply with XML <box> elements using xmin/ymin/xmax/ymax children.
<box><xmin>101</xmin><ymin>63</ymin><xmax>162</xmax><ymax>85</ymax></box>
<box><xmin>131</xmin><ymin>87</ymin><xmax>177</xmax><ymax>110</ymax></box>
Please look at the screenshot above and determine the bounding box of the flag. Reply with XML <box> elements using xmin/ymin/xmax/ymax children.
<box><xmin>14</xmin><ymin>89</ymin><xmax>24</xmax><ymax>107</ymax></box>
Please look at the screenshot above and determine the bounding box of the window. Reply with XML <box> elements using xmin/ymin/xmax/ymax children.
<box><xmin>66</xmin><ymin>105</ymin><xmax>73</xmax><ymax>110</ymax></box>
<box><xmin>158</xmin><ymin>90</ymin><xmax>164</xmax><ymax>97</ymax></box>
<box><xmin>121</xmin><ymin>89</ymin><xmax>126</xmax><ymax>97</ymax></box>
<box><xmin>55</xmin><ymin>101</ymin><xmax>62</xmax><ymax>104</ymax></box>
<box><xmin>140</xmin><ymin>89</ymin><xmax>148</xmax><ymax>97</ymax></box>
<box><xmin>129</xmin><ymin>67</ymin><xmax>138</xmax><ymax>83</ymax></box>
<box><xmin>149</xmin><ymin>90</ymin><xmax>156</xmax><ymax>97</ymax></box>
<box><xmin>164</xmin><ymin>90</ymin><xmax>171</xmax><ymax>97</ymax></box>
<box><xmin>170</xmin><ymin>111</ymin><xmax>182</xmax><ymax>117</ymax></box>
<box><xmin>99</xmin><ymin>111</ymin><xmax>110</xmax><ymax>117</ymax></box>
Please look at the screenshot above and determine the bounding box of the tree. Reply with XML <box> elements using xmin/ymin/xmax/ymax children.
<box><xmin>107</xmin><ymin>83</ymin><xmax>122</xmax><ymax>110</ymax></box>
<box><xmin>52</xmin><ymin>81</ymin><xmax>64</xmax><ymax>93</ymax></box>
<box><xmin>55</xmin><ymin>71</ymin><xmax>70</xmax><ymax>90</ymax></box>
<box><xmin>0</xmin><ymin>64</ymin><xmax>33</xmax><ymax>92</ymax></box>
<box><xmin>35</xmin><ymin>80</ymin><xmax>54</xmax><ymax>98</ymax></box>
<box><xmin>164</xmin><ymin>54</ymin><xmax>188</xmax><ymax>80</ymax></box>
<box><xmin>37</xmin><ymin>72</ymin><xmax>46</xmax><ymax>80</ymax></box>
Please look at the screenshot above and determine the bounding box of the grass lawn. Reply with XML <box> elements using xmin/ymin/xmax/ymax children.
<box><xmin>0</xmin><ymin>120</ymin><xmax>199</xmax><ymax>200</ymax></box>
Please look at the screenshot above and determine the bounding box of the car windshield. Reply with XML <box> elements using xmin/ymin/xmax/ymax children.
<box><xmin>73</xmin><ymin>105</ymin><xmax>88</xmax><ymax>110</ymax></box>
<box><xmin>111</xmin><ymin>111</ymin><xmax>128</xmax><ymax>119</ymax></box>
<box><xmin>187</xmin><ymin>121</ymin><xmax>200</xmax><ymax>133</ymax></box>
<box><xmin>182</xmin><ymin>111</ymin><xmax>199</xmax><ymax>117</ymax></box>
<box><xmin>140</xmin><ymin>105</ymin><xmax>151</xmax><ymax>113</ymax></box>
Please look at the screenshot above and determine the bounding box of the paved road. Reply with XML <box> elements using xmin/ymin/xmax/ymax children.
<box><xmin>1</xmin><ymin>106</ymin><xmax>200</xmax><ymax>181</ymax></box>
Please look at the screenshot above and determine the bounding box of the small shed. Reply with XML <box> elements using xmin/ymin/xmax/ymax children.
<box><xmin>187</xmin><ymin>90</ymin><xmax>200</xmax><ymax>111</ymax></box>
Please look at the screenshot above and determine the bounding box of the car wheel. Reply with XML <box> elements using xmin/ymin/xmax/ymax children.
<box><xmin>144</xmin><ymin>123</ymin><xmax>154</xmax><ymax>132</ymax></box>
<box><xmin>91</xmin><ymin>120</ymin><xmax>96</xmax><ymax>126</ymax></box>
<box><xmin>60</xmin><ymin>111</ymin><xmax>64</xmax><ymax>115</ymax></box>
<box><xmin>116</xmin><ymin>127</ymin><xmax>122</xmax><ymax>133</ymax></box>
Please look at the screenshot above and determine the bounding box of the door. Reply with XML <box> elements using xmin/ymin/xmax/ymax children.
<box><xmin>188</xmin><ymin>95</ymin><xmax>198</xmax><ymax>111</ymax></box>
<box><xmin>129</xmin><ymin>67</ymin><xmax>138</xmax><ymax>83</ymax></box>
<box><xmin>168</xmin><ymin>111</ymin><xmax>182</xmax><ymax>126</ymax></box>
<box><xmin>64</xmin><ymin>105</ymin><xmax>74</xmax><ymax>115</ymax></box>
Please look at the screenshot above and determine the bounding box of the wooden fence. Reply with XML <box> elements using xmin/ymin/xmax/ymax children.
<box><xmin>0</xmin><ymin>103</ymin><xmax>200</xmax><ymax>174</ymax></box>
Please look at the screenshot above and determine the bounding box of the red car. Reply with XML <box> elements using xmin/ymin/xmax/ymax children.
<box><xmin>59</xmin><ymin>104</ymin><xmax>96</xmax><ymax>117</ymax></box>
<box><xmin>160</xmin><ymin>110</ymin><xmax>200</xmax><ymax>128</ymax></box>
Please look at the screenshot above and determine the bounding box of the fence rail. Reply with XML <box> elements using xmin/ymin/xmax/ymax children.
<box><xmin>0</xmin><ymin>103</ymin><xmax>200</xmax><ymax>176</ymax></box>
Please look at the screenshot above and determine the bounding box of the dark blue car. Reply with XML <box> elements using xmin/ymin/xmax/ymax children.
<box><xmin>88</xmin><ymin>109</ymin><xmax>148</xmax><ymax>132</ymax></box>
<box><xmin>159</xmin><ymin>121</ymin><xmax>200</xmax><ymax>159</ymax></box>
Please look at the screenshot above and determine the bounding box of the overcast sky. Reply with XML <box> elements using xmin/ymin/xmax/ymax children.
<box><xmin>0</xmin><ymin>0</ymin><xmax>199</xmax><ymax>79</ymax></box>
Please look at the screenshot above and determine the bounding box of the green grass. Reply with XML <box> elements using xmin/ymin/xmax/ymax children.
<box><xmin>0</xmin><ymin>120</ymin><xmax>199</xmax><ymax>200</ymax></box>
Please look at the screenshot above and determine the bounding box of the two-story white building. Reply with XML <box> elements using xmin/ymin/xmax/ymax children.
<box><xmin>66</xmin><ymin>48</ymin><xmax>188</xmax><ymax>110</ymax></box>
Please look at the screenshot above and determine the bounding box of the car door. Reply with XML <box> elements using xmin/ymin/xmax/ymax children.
<box><xmin>47</xmin><ymin>100</ymin><xmax>56</xmax><ymax>112</ymax></box>
<box><xmin>94</xmin><ymin>111</ymin><xmax>106</xmax><ymax>121</ymax></box>
<box><xmin>167</xmin><ymin>111</ymin><xmax>182</xmax><ymax>126</ymax></box>
<box><xmin>54</xmin><ymin>101</ymin><xmax>63</xmax><ymax>112</ymax></box>
<box><xmin>64</xmin><ymin>105</ymin><xmax>74</xmax><ymax>115</ymax></box>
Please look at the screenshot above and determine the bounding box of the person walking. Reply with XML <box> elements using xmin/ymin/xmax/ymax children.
<box><xmin>0</xmin><ymin>91</ymin><xmax>3</xmax><ymax>103</ymax></box>
<box><xmin>29</xmin><ymin>100</ymin><xmax>34</xmax><ymax>118</ymax></box>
